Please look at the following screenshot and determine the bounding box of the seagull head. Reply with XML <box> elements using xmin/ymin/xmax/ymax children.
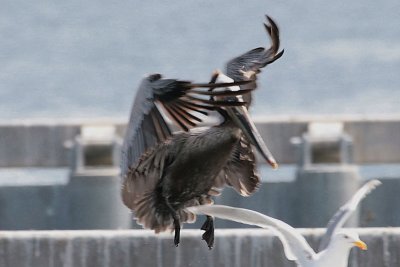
<box><xmin>334</xmin><ymin>230</ymin><xmax>367</xmax><ymax>251</ymax></box>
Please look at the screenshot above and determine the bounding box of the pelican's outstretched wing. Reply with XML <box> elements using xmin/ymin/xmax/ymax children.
<box><xmin>188</xmin><ymin>205</ymin><xmax>316</xmax><ymax>262</ymax></box>
<box><xmin>121</xmin><ymin>74</ymin><xmax>252</xmax><ymax>176</ymax></box>
<box><xmin>318</xmin><ymin>179</ymin><xmax>382</xmax><ymax>251</ymax></box>
<box><xmin>226</xmin><ymin>15</ymin><xmax>284</xmax><ymax>106</ymax></box>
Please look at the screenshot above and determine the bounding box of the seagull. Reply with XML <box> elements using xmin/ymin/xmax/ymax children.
<box><xmin>188</xmin><ymin>179</ymin><xmax>381</xmax><ymax>266</ymax></box>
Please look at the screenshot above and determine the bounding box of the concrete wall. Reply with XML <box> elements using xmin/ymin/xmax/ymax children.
<box><xmin>1</xmin><ymin>115</ymin><xmax>400</xmax><ymax>167</ymax></box>
<box><xmin>0</xmin><ymin>228</ymin><xmax>398</xmax><ymax>267</ymax></box>
<box><xmin>0</xmin><ymin>183</ymin><xmax>69</xmax><ymax>230</ymax></box>
<box><xmin>0</xmin><ymin>174</ymin><xmax>399</xmax><ymax>231</ymax></box>
<box><xmin>360</xmin><ymin>177</ymin><xmax>400</xmax><ymax>227</ymax></box>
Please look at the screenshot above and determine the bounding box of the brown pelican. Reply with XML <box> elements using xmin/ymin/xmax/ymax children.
<box><xmin>120</xmin><ymin>74</ymin><xmax>261</xmax><ymax>246</ymax></box>
<box><xmin>121</xmin><ymin>75</ymin><xmax>276</xmax><ymax>248</ymax></box>
<box><xmin>121</xmin><ymin>15</ymin><xmax>283</xmax><ymax>249</ymax></box>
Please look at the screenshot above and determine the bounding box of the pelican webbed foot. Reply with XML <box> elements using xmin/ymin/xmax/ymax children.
<box><xmin>201</xmin><ymin>215</ymin><xmax>214</xmax><ymax>249</ymax></box>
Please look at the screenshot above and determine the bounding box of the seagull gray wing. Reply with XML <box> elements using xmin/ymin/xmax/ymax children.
<box><xmin>226</xmin><ymin>15</ymin><xmax>284</xmax><ymax>106</ymax></box>
<box><xmin>188</xmin><ymin>205</ymin><xmax>316</xmax><ymax>262</ymax></box>
<box><xmin>318</xmin><ymin>179</ymin><xmax>382</xmax><ymax>251</ymax></box>
<box><xmin>121</xmin><ymin>74</ymin><xmax>253</xmax><ymax>176</ymax></box>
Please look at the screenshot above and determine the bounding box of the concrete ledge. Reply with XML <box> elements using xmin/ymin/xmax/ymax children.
<box><xmin>0</xmin><ymin>228</ymin><xmax>398</xmax><ymax>267</ymax></box>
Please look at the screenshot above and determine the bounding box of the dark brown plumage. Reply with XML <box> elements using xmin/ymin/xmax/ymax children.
<box><xmin>121</xmin><ymin>73</ymin><xmax>265</xmax><ymax>248</ymax></box>
<box><xmin>124</xmin><ymin>119</ymin><xmax>261</xmax><ymax>245</ymax></box>
<box><xmin>121</xmin><ymin>73</ymin><xmax>278</xmax><ymax>249</ymax></box>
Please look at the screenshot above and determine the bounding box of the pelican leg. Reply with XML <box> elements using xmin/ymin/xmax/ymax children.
<box><xmin>201</xmin><ymin>215</ymin><xmax>214</xmax><ymax>249</ymax></box>
<box><xmin>173</xmin><ymin>217</ymin><xmax>180</xmax><ymax>247</ymax></box>
<box><xmin>165</xmin><ymin>200</ymin><xmax>181</xmax><ymax>247</ymax></box>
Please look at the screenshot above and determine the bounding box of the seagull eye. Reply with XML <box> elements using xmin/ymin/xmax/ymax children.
<box><xmin>344</xmin><ymin>235</ymin><xmax>349</xmax><ymax>239</ymax></box>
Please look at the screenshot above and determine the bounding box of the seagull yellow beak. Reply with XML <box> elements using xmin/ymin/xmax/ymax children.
<box><xmin>353</xmin><ymin>240</ymin><xmax>367</xmax><ymax>250</ymax></box>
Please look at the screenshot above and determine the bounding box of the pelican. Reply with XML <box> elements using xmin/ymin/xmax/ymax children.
<box><xmin>121</xmin><ymin>15</ymin><xmax>283</xmax><ymax>249</ymax></box>
<box><xmin>121</xmin><ymin>73</ymin><xmax>275</xmax><ymax>248</ymax></box>
<box><xmin>188</xmin><ymin>180</ymin><xmax>381</xmax><ymax>266</ymax></box>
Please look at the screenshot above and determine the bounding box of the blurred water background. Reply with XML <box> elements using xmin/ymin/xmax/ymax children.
<box><xmin>1</xmin><ymin>0</ymin><xmax>399</xmax><ymax>119</ymax></box>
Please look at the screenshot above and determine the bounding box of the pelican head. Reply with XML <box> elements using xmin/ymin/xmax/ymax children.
<box><xmin>147</xmin><ymin>73</ymin><xmax>162</xmax><ymax>82</ymax></box>
<box><xmin>215</xmin><ymin>71</ymin><xmax>278</xmax><ymax>169</ymax></box>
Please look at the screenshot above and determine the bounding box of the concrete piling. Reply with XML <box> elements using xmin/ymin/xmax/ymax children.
<box><xmin>65</xmin><ymin>125</ymin><xmax>131</xmax><ymax>229</ymax></box>
<box><xmin>292</xmin><ymin>121</ymin><xmax>362</xmax><ymax>228</ymax></box>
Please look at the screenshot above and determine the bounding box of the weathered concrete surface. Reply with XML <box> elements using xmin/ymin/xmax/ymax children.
<box><xmin>1</xmin><ymin>115</ymin><xmax>400</xmax><ymax>167</ymax></box>
<box><xmin>66</xmin><ymin>170</ymin><xmax>132</xmax><ymax>230</ymax></box>
<box><xmin>294</xmin><ymin>165</ymin><xmax>361</xmax><ymax>228</ymax></box>
<box><xmin>360</xmin><ymin>177</ymin><xmax>400</xmax><ymax>227</ymax></box>
<box><xmin>0</xmin><ymin>183</ymin><xmax>69</xmax><ymax>230</ymax></box>
<box><xmin>0</xmin><ymin>228</ymin><xmax>398</xmax><ymax>267</ymax></box>
<box><xmin>0</xmin><ymin>121</ymin><xmax>81</xmax><ymax>167</ymax></box>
